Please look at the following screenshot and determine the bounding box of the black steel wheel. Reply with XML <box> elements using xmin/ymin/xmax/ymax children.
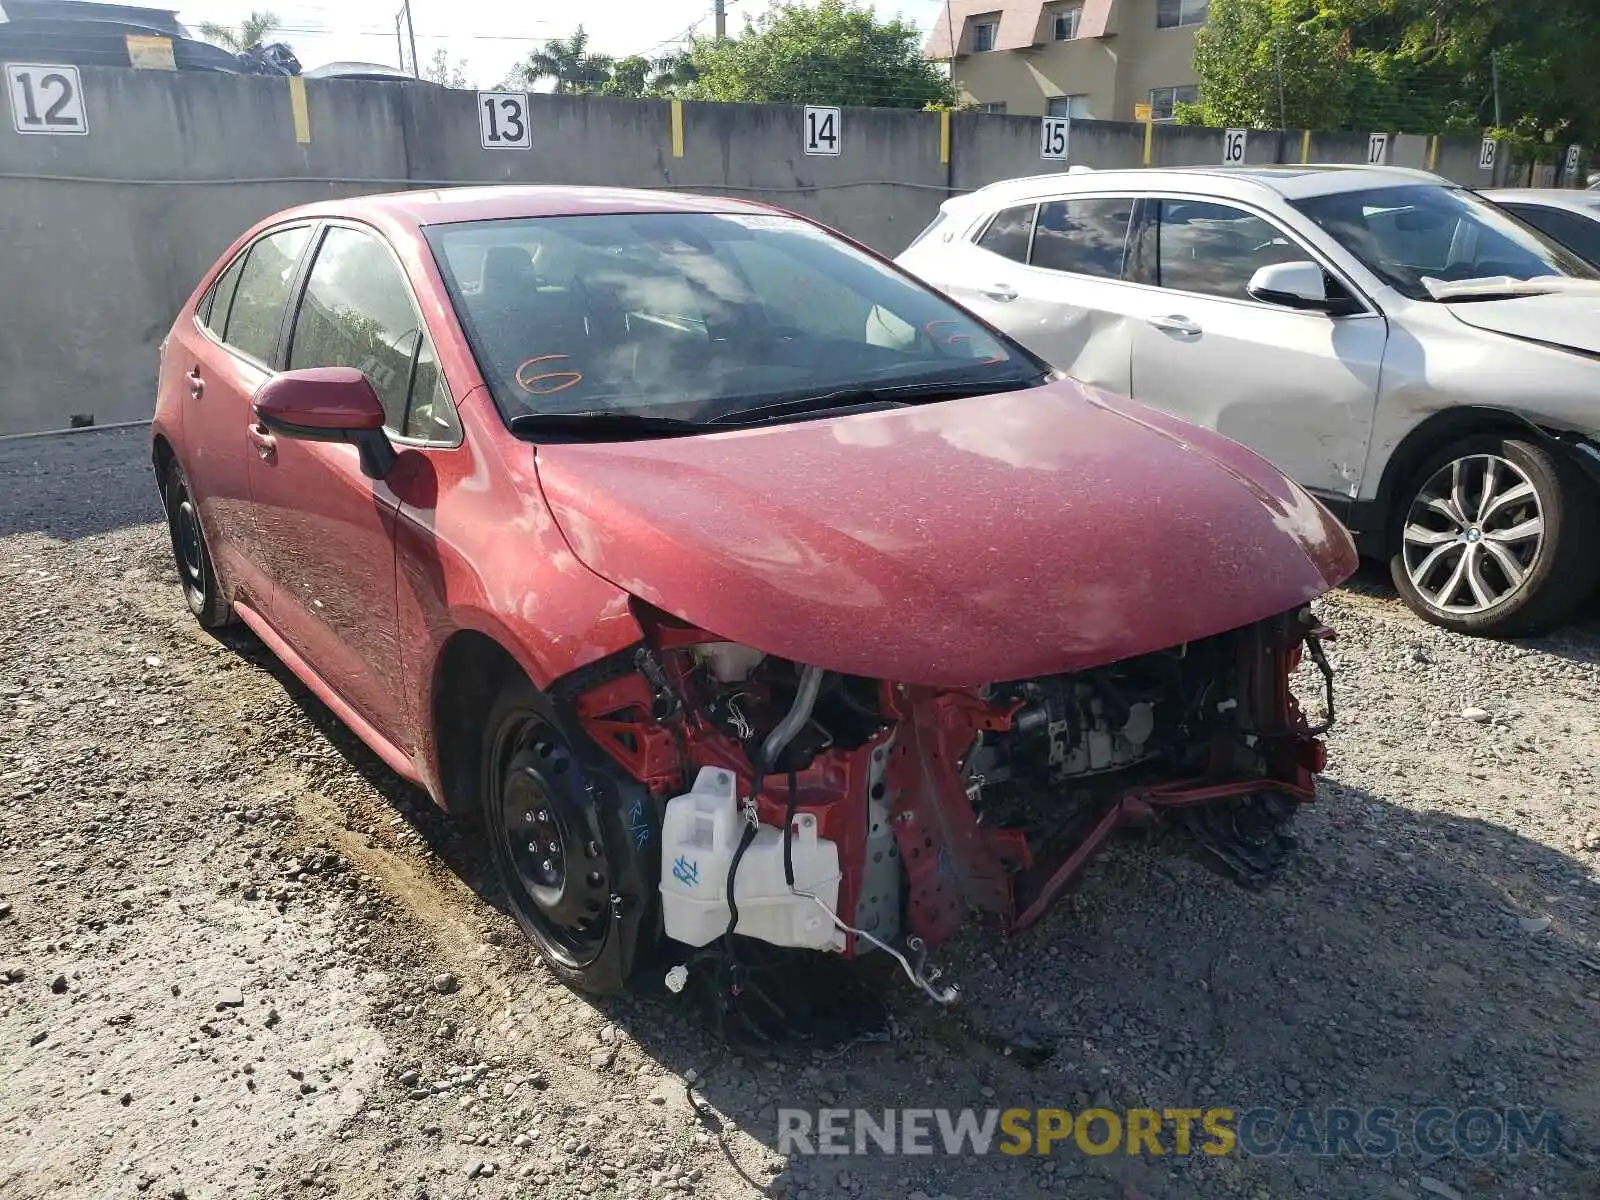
<box><xmin>480</xmin><ymin>675</ymin><xmax>658</xmax><ymax>993</ymax></box>
<box><xmin>162</xmin><ymin>460</ymin><xmax>233</xmax><ymax>629</ymax></box>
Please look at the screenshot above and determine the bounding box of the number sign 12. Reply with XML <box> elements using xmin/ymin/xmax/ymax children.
<box><xmin>478</xmin><ymin>91</ymin><xmax>531</xmax><ymax>150</ymax></box>
<box><xmin>6</xmin><ymin>63</ymin><xmax>88</xmax><ymax>136</ymax></box>
<box><xmin>804</xmin><ymin>106</ymin><xmax>841</xmax><ymax>156</ymax></box>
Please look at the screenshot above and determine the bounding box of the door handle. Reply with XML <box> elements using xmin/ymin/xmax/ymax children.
<box><xmin>246</xmin><ymin>423</ymin><xmax>276</xmax><ymax>461</ymax></box>
<box><xmin>1148</xmin><ymin>314</ymin><xmax>1201</xmax><ymax>336</ymax></box>
<box><xmin>980</xmin><ymin>283</ymin><xmax>1019</xmax><ymax>302</ymax></box>
<box><xmin>186</xmin><ymin>368</ymin><xmax>204</xmax><ymax>399</ymax></box>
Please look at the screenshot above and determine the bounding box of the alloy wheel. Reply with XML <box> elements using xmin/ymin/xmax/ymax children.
<box><xmin>489</xmin><ymin>716</ymin><xmax>612</xmax><ymax>969</ymax></box>
<box><xmin>1401</xmin><ymin>453</ymin><xmax>1545</xmax><ymax>616</ymax></box>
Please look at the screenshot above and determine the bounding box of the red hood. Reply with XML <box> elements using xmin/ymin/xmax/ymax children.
<box><xmin>535</xmin><ymin>380</ymin><xmax>1357</xmax><ymax>686</ymax></box>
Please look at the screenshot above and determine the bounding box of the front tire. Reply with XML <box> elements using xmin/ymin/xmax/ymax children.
<box><xmin>161</xmin><ymin>460</ymin><xmax>233</xmax><ymax>629</ymax></box>
<box><xmin>1389</xmin><ymin>434</ymin><xmax>1599</xmax><ymax>637</ymax></box>
<box><xmin>479</xmin><ymin>675</ymin><xmax>659</xmax><ymax>994</ymax></box>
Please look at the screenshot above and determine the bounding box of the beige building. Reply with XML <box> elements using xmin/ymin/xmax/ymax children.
<box><xmin>923</xmin><ymin>0</ymin><xmax>1206</xmax><ymax>121</ymax></box>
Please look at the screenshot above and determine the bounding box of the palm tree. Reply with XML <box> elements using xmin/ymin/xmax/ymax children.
<box><xmin>199</xmin><ymin>10</ymin><xmax>282</xmax><ymax>52</ymax></box>
<box><xmin>601</xmin><ymin>52</ymin><xmax>697</xmax><ymax>97</ymax></box>
<box><xmin>513</xmin><ymin>26</ymin><xmax>614</xmax><ymax>94</ymax></box>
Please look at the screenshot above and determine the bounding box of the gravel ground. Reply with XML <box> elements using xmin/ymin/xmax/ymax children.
<box><xmin>2</xmin><ymin>425</ymin><xmax>1598</xmax><ymax>1200</ymax></box>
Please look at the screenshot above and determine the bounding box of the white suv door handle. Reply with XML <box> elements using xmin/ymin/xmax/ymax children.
<box><xmin>1148</xmin><ymin>314</ymin><xmax>1201</xmax><ymax>336</ymax></box>
<box><xmin>981</xmin><ymin>283</ymin><xmax>1019</xmax><ymax>302</ymax></box>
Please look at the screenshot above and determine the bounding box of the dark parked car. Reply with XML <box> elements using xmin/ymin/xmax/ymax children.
<box><xmin>153</xmin><ymin>186</ymin><xmax>1354</xmax><ymax>997</ymax></box>
<box><xmin>1487</xmin><ymin>189</ymin><xmax>1600</xmax><ymax>268</ymax></box>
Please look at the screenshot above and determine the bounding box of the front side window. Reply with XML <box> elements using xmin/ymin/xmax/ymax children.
<box><xmin>1032</xmin><ymin>197</ymin><xmax>1136</xmax><ymax>278</ymax></box>
<box><xmin>971</xmin><ymin>20</ymin><xmax>998</xmax><ymax>51</ymax></box>
<box><xmin>1292</xmin><ymin>185</ymin><xmax>1597</xmax><ymax>300</ymax></box>
<box><xmin>975</xmin><ymin>204</ymin><xmax>1036</xmax><ymax>263</ymax></box>
<box><xmin>1155</xmin><ymin>199</ymin><xmax>1314</xmax><ymax>300</ymax></box>
<box><xmin>289</xmin><ymin>226</ymin><xmax>459</xmax><ymax>441</ymax></box>
<box><xmin>427</xmin><ymin>212</ymin><xmax>1040</xmax><ymax>424</ymax></box>
<box><xmin>222</xmin><ymin>226</ymin><xmax>312</xmax><ymax>364</ymax></box>
<box><xmin>1156</xmin><ymin>0</ymin><xmax>1208</xmax><ymax>28</ymax></box>
<box><xmin>1148</xmin><ymin>84</ymin><xmax>1199</xmax><ymax>122</ymax></box>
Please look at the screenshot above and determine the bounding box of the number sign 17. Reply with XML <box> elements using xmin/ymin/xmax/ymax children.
<box><xmin>478</xmin><ymin>91</ymin><xmax>531</xmax><ymax>149</ymax></box>
<box><xmin>6</xmin><ymin>63</ymin><xmax>88</xmax><ymax>136</ymax></box>
<box><xmin>804</xmin><ymin>106</ymin><xmax>841</xmax><ymax>156</ymax></box>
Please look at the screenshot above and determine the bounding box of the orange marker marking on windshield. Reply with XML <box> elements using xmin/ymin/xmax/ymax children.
<box><xmin>515</xmin><ymin>354</ymin><xmax>584</xmax><ymax>396</ymax></box>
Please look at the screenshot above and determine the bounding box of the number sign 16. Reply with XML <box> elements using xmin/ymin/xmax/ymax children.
<box><xmin>478</xmin><ymin>91</ymin><xmax>531</xmax><ymax>150</ymax></box>
<box><xmin>6</xmin><ymin>63</ymin><xmax>87</xmax><ymax>136</ymax></box>
<box><xmin>804</xmin><ymin>106</ymin><xmax>841</xmax><ymax>156</ymax></box>
<box><xmin>1222</xmin><ymin>128</ymin><xmax>1248</xmax><ymax>166</ymax></box>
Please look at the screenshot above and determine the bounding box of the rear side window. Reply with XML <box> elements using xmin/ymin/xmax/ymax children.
<box><xmin>199</xmin><ymin>253</ymin><xmax>247</xmax><ymax>337</ymax></box>
<box><xmin>1031</xmin><ymin>197</ymin><xmax>1136</xmax><ymax>278</ymax></box>
<box><xmin>223</xmin><ymin>226</ymin><xmax>312</xmax><ymax>364</ymax></box>
<box><xmin>975</xmin><ymin>205</ymin><xmax>1035</xmax><ymax>263</ymax></box>
<box><xmin>289</xmin><ymin>225</ymin><xmax>459</xmax><ymax>442</ymax></box>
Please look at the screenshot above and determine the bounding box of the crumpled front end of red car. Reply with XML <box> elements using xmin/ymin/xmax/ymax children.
<box><xmin>552</xmin><ymin>599</ymin><xmax>1337</xmax><ymax>1003</ymax></box>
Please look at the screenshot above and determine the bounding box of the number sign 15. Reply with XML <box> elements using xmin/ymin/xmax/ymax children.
<box><xmin>804</xmin><ymin>106</ymin><xmax>841</xmax><ymax>156</ymax></box>
<box><xmin>478</xmin><ymin>91</ymin><xmax>531</xmax><ymax>150</ymax></box>
<box><xmin>6</xmin><ymin>63</ymin><xmax>88</xmax><ymax>136</ymax></box>
<box><xmin>1039</xmin><ymin>117</ymin><xmax>1069</xmax><ymax>160</ymax></box>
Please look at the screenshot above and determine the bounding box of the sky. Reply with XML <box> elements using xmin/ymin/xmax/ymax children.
<box><xmin>175</xmin><ymin>0</ymin><xmax>946</xmax><ymax>88</ymax></box>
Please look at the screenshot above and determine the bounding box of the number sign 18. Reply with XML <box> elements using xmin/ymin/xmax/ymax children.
<box><xmin>1478</xmin><ymin>138</ymin><xmax>1498</xmax><ymax>171</ymax></box>
<box><xmin>804</xmin><ymin>106</ymin><xmax>841</xmax><ymax>156</ymax></box>
<box><xmin>1566</xmin><ymin>144</ymin><xmax>1582</xmax><ymax>175</ymax></box>
<box><xmin>6</xmin><ymin>63</ymin><xmax>87</xmax><ymax>136</ymax></box>
<box><xmin>1039</xmin><ymin>117</ymin><xmax>1069</xmax><ymax>160</ymax></box>
<box><xmin>1222</xmin><ymin>128</ymin><xmax>1248</xmax><ymax>166</ymax></box>
<box><xmin>478</xmin><ymin>91</ymin><xmax>531</xmax><ymax>150</ymax></box>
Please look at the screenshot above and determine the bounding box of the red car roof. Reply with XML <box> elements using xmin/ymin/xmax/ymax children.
<box><xmin>279</xmin><ymin>185</ymin><xmax>783</xmax><ymax>230</ymax></box>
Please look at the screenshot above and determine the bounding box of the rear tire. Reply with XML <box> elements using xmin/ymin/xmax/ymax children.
<box><xmin>1389</xmin><ymin>434</ymin><xmax>1599</xmax><ymax>637</ymax></box>
<box><xmin>479</xmin><ymin>674</ymin><xmax>659</xmax><ymax>994</ymax></box>
<box><xmin>162</xmin><ymin>460</ymin><xmax>233</xmax><ymax>629</ymax></box>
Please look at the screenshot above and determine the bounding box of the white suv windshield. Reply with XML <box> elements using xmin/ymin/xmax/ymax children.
<box><xmin>1292</xmin><ymin>184</ymin><xmax>1598</xmax><ymax>300</ymax></box>
<box><xmin>426</xmin><ymin>211</ymin><xmax>1040</xmax><ymax>424</ymax></box>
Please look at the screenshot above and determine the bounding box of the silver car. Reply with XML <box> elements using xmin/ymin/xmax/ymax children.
<box><xmin>896</xmin><ymin>165</ymin><xmax>1600</xmax><ymax>637</ymax></box>
<box><xmin>1484</xmin><ymin>189</ymin><xmax>1600</xmax><ymax>267</ymax></box>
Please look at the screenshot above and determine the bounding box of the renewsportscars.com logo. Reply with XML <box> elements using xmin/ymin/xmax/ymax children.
<box><xmin>777</xmin><ymin>1106</ymin><xmax>1564</xmax><ymax>1160</ymax></box>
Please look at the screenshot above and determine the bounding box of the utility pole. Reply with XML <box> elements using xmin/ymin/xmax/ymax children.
<box><xmin>397</xmin><ymin>0</ymin><xmax>420</xmax><ymax>77</ymax></box>
<box><xmin>1490</xmin><ymin>48</ymin><xmax>1501</xmax><ymax>127</ymax></box>
<box><xmin>1276</xmin><ymin>35</ymin><xmax>1288</xmax><ymax>131</ymax></box>
<box><xmin>714</xmin><ymin>0</ymin><xmax>726</xmax><ymax>41</ymax></box>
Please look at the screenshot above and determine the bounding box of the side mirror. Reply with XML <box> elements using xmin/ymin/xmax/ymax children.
<box><xmin>254</xmin><ymin>367</ymin><xmax>397</xmax><ymax>480</ymax></box>
<box><xmin>1246</xmin><ymin>261</ymin><xmax>1337</xmax><ymax>311</ymax></box>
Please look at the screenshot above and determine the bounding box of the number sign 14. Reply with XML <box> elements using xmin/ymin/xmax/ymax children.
<box><xmin>804</xmin><ymin>106</ymin><xmax>841</xmax><ymax>156</ymax></box>
<box><xmin>478</xmin><ymin>91</ymin><xmax>531</xmax><ymax>150</ymax></box>
<box><xmin>6</xmin><ymin>63</ymin><xmax>88</xmax><ymax>135</ymax></box>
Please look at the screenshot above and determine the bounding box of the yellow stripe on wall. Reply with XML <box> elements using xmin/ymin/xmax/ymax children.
<box><xmin>940</xmin><ymin>109</ymin><xmax>950</xmax><ymax>165</ymax></box>
<box><xmin>1428</xmin><ymin>135</ymin><xmax>1440</xmax><ymax>170</ymax></box>
<box><xmin>1143</xmin><ymin>119</ymin><xmax>1153</xmax><ymax>165</ymax></box>
<box><xmin>670</xmin><ymin>99</ymin><xmax>684</xmax><ymax>158</ymax></box>
<box><xmin>288</xmin><ymin>76</ymin><xmax>311</xmax><ymax>144</ymax></box>
<box><xmin>1300</xmin><ymin>129</ymin><xmax>1312</xmax><ymax>163</ymax></box>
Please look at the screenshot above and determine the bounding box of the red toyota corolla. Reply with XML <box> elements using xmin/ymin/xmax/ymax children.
<box><xmin>153</xmin><ymin>186</ymin><xmax>1356</xmax><ymax>999</ymax></box>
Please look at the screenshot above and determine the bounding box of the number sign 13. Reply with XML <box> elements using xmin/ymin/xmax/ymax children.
<box><xmin>478</xmin><ymin>91</ymin><xmax>531</xmax><ymax>150</ymax></box>
<box><xmin>6</xmin><ymin>63</ymin><xmax>88</xmax><ymax>136</ymax></box>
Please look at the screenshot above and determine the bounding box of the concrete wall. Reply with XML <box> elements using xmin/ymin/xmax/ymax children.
<box><xmin>0</xmin><ymin>66</ymin><xmax>1557</xmax><ymax>433</ymax></box>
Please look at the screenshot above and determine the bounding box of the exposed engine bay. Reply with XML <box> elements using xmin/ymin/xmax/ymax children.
<box><xmin>553</xmin><ymin>603</ymin><xmax>1336</xmax><ymax>1005</ymax></box>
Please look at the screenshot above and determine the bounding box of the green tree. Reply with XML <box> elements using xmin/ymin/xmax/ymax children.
<box><xmin>423</xmin><ymin>48</ymin><xmax>471</xmax><ymax>89</ymax></box>
<box><xmin>1184</xmin><ymin>0</ymin><xmax>1351</xmax><ymax>129</ymax></box>
<box><xmin>600</xmin><ymin>53</ymin><xmax>697</xmax><ymax>98</ymax></box>
<box><xmin>198</xmin><ymin>9</ymin><xmax>283</xmax><ymax>52</ymax></box>
<box><xmin>683</xmin><ymin>0</ymin><xmax>953</xmax><ymax>109</ymax></box>
<box><xmin>510</xmin><ymin>26</ymin><xmax>614</xmax><ymax>94</ymax></box>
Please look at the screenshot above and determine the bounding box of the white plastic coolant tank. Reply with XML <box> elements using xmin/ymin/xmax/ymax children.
<box><xmin>658</xmin><ymin>766</ymin><xmax>846</xmax><ymax>952</ymax></box>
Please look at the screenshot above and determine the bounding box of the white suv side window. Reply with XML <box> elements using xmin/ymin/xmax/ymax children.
<box><xmin>1154</xmin><ymin>199</ymin><xmax>1316</xmax><ymax>301</ymax></box>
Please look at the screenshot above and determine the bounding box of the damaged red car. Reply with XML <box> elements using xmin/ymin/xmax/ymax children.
<box><xmin>153</xmin><ymin>186</ymin><xmax>1356</xmax><ymax>999</ymax></box>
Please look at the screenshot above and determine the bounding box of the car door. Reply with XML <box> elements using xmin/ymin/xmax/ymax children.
<box><xmin>246</xmin><ymin>222</ymin><xmax>452</xmax><ymax>753</ymax></box>
<box><xmin>1123</xmin><ymin>196</ymin><xmax>1388</xmax><ymax>503</ymax></box>
<box><xmin>938</xmin><ymin>195</ymin><xmax>1142</xmax><ymax>394</ymax></box>
<box><xmin>176</xmin><ymin>224</ymin><xmax>314</xmax><ymax>609</ymax></box>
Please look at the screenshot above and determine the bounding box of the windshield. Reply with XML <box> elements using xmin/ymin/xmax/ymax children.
<box><xmin>425</xmin><ymin>211</ymin><xmax>1042</xmax><ymax>425</ymax></box>
<box><xmin>1291</xmin><ymin>184</ymin><xmax>1598</xmax><ymax>300</ymax></box>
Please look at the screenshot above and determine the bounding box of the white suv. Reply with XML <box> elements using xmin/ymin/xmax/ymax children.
<box><xmin>896</xmin><ymin>165</ymin><xmax>1600</xmax><ymax>636</ymax></box>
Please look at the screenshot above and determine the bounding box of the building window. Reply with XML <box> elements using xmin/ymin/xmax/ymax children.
<box><xmin>1051</xmin><ymin>4</ymin><xmax>1083</xmax><ymax>40</ymax></box>
<box><xmin>1148</xmin><ymin>84</ymin><xmax>1199</xmax><ymax>121</ymax></box>
<box><xmin>1156</xmin><ymin>0</ymin><xmax>1208</xmax><ymax>28</ymax></box>
<box><xmin>975</xmin><ymin>101</ymin><xmax>1008</xmax><ymax>114</ymax></box>
<box><xmin>1047</xmin><ymin>94</ymin><xmax>1093</xmax><ymax>119</ymax></box>
<box><xmin>971</xmin><ymin>20</ymin><xmax>998</xmax><ymax>52</ymax></box>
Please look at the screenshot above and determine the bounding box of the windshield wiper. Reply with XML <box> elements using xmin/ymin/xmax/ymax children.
<box><xmin>1422</xmin><ymin>274</ymin><xmax>1600</xmax><ymax>302</ymax></box>
<box><xmin>707</xmin><ymin>375</ymin><xmax>1038</xmax><ymax>426</ymax></box>
<box><xmin>507</xmin><ymin>410</ymin><xmax>716</xmax><ymax>440</ymax></box>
